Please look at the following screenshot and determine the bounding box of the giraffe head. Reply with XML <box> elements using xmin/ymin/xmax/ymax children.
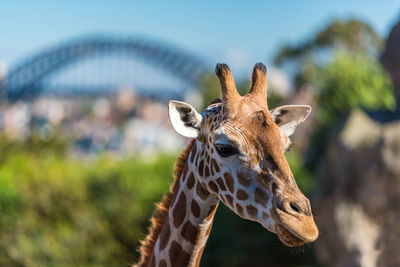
<box><xmin>168</xmin><ymin>63</ymin><xmax>318</xmax><ymax>247</ymax></box>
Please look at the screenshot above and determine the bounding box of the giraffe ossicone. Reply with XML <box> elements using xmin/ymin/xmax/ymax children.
<box><xmin>137</xmin><ymin>63</ymin><xmax>318</xmax><ymax>267</ymax></box>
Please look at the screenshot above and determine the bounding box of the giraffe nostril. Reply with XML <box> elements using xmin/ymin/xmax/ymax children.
<box><xmin>276</xmin><ymin>198</ymin><xmax>304</xmax><ymax>215</ymax></box>
<box><xmin>289</xmin><ymin>202</ymin><xmax>301</xmax><ymax>214</ymax></box>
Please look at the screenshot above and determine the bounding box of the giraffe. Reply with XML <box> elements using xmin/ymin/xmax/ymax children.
<box><xmin>136</xmin><ymin>63</ymin><xmax>318</xmax><ymax>267</ymax></box>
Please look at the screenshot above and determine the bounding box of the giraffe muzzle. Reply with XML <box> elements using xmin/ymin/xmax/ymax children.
<box><xmin>272</xmin><ymin>196</ymin><xmax>319</xmax><ymax>246</ymax></box>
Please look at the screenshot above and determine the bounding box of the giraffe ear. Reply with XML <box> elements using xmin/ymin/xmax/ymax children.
<box><xmin>168</xmin><ymin>100</ymin><xmax>203</xmax><ymax>138</ymax></box>
<box><xmin>269</xmin><ymin>105</ymin><xmax>311</xmax><ymax>137</ymax></box>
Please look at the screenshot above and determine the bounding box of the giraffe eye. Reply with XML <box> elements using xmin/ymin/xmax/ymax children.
<box><xmin>215</xmin><ymin>144</ymin><xmax>239</xmax><ymax>157</ymax></box>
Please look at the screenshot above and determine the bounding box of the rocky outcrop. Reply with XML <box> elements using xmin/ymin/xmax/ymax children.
<box><xmin>314</xmin><ymin>109</ymin><xmax>400</xmax><ymax>267</ymax></box>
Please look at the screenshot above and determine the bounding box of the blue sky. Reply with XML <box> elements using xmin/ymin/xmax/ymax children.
<box><xmin>1</xmin><ymin>0</ymin><xmax>399</xmax><ymax>77</ymax></box>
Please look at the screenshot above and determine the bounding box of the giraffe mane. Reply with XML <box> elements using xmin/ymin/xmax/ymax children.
<box><xmin>137</xmin><ymin>138</ymin><xmax>196</xmax><ymax>266</ymax></box>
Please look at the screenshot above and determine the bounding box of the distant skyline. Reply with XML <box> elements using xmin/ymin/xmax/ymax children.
<box><xmin>1</xmin><ymin>0</ymin><xmax>399</xmax><ymax>78</ymax></box>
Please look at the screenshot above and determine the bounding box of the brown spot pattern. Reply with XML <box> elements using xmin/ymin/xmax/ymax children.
<box><xmin>169</xmin><ymin>241</ymin><xmax>191</xmax><ymax>267</ymax></box>
<box><xmin>159</xmin><ymin>220</ymin><xmax>171</xmax><ymax>251</ymax></box>
<box><xmin>191</xmin><ymin>200</ymin><xmax>200</xmax><ymax>217</ymax></box>
<box><xmin>196</xmin><ymin>182</ymin><xmax>210</xmax><ymax>200</ymax></box>
<box><xmin>225</xmin><ymin>194</ymin><xmax>233</xmax><ymax>206</ymax></box>
<box><xmin>246</xmin><ymin>204</ymin><xmax>258</xmax><ymax>217</ymax></box>
<box><xmin>215</xmin><ymin>177</ymin><xmax>226</xmax><ymax>191</ymax></box>
<box><xmin>210</xmin><ymin>124</ymin><xmax>215</xmax><ymax>132</ymax></box>
<box><xmin>211</xmin><ymin>158</ymin><xmax>220</xmax><ymax>173</ymax></box>
<box><xmin>224</xmin><ymin>172</ymin><xmax>235</xmax><ymax>193</ymax></box>
<box><xmin>272</xmin><ymin>182</ymin><xmax>278</xmax><ymax>195</ymax></box>
<box><xmin>237</xmin><ymin>171</ymin><xmax>251</xmax><ymax>187</ymax></box>
<box><xmin>236</xmin><ymin>189</ymin><xmax>249</xmax><ymax>200</ymax></box>
<box><xmin>199</xmin><ymin>160</ymin><xmax>204</xmax><ymax>176</ymax></box>
<box><xmin>254</xmin><ymin>187</ymin><xmax>268</xmax><ymax>207</ymax></box>
<box><xmin>209</xmin><ymin>162</ymin><xmax>215</xmax><ymax>176</ymax></box>
<box><xmin>236</xmin><ymin>203</ymin><xmax>244</xmax><ymax>216</ymax></box>
<box><xmin>256</xmin><ymin>172</ymin><xmax>273</xmax><ymax>190</ymax></box>
<box><xmin>172</xmin><ymin>192</ymin><xmax>187</xmax><ymax>228</ymax></box>
<box><xmin>181</xmin><ymin>165</ymin><xmax>188</xmax><ymax>182</ymax></box>
<box><xmin>186</xmin><ymin>172</ymin><xmax>195</xmax><ymax>189</ymax></box>
<box><xmin>205</xmin><ymin>166</ymin><xmax>210</xmax><ymax>177</ymax></box>
<box><xmin>181</xmin><ymin>221</ymin><xmax>198</xmax><ymax>244</ymax></box>
<box><xmin>190</xmin><ymin>145</ymin><xmax>197</xmax><ymax>163</ymax></box>
<box><xmin>208</xmin><ymin>181</ymin><xmax>219</xmax><ymax>193</ymax></box>
<box><xmin>137</xmin><ymin>139</ymin><xmax>196</xmax><ymax>266</ymax></box>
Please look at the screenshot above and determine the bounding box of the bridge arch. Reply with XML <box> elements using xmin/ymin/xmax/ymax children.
<box><xmin>0</xmin><ymin>34</ymin><xmax>208</xmax><ymax>101</ymax></box>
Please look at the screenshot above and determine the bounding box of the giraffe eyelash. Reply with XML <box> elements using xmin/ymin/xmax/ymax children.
<box><xmin>215</xmin><ymin>144</ymin><xmax>240</xmax><ymax>157</ymax></box>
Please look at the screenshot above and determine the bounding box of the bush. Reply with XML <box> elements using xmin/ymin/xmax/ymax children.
<box><xmin>315</xmin><ymin>51</ymin><xmax>395</xmax><ymax>127</ymax></box>
<box><xmin>0</xmin><ymin>138</ymin><xmax>175</xmax><ymax>266</ymax></box>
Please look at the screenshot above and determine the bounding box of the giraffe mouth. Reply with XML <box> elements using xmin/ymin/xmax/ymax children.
<box><xmin>275</xmin><ymin>223</ymin><xmax>306</xmax><ymax>247</ymax></box>
<box><xmin>272</xmin><ymin>205</ymin><xmax>318</xmax><ymax>247</ymax></box>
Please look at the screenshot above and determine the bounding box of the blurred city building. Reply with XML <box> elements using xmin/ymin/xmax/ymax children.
<box><xmin>0</xmin><ymin>34</ymin><xmax>209</xmax><ymax>156</ymax></box>
<box><xmin>0</xmin><ymin>90</ymin><xmax>191</xmax><ymax>156</ymax></box>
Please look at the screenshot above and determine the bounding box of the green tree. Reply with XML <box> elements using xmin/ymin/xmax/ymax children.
<box><xmin>274</xmin><ymin>18</ymin><xmax>383</xmax><ymax>88</ymax></box>
<box><xmin>315</xmin><ymin>51</ymin><xmax>395</xmax><ymax>126</ymax></box>
<box><xmin>0</xmin><ymin>136</ymin><xmax>175</xmax><ymax>266</ymax></box>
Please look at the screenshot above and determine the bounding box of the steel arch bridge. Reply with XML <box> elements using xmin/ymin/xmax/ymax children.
<box><xmin>0</xmin><ymin>34</ymin><xmax>208</xmax><ymax>102</ymax></box>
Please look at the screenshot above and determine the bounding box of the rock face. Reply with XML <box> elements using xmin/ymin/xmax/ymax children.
<box><xmin>314</xmin><ymin>109</ymin><xmax>400</xmax><ymax>267</ymax></box>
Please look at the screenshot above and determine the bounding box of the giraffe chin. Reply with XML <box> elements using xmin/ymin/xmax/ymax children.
<box><xmin>271</xmin><ymin>207</ymin><xmax>319</xmax><ymax>247</ymax></box>
<box><xmin>275</xmin><ymin>224</ymin><xmax>306</xmax><ymax>247</ymax></box>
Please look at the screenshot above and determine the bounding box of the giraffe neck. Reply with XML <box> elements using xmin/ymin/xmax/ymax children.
<box><xmin>140</xmin><ymin>141</ymin><xmax>220</xmax><ymax>267</ymax></box>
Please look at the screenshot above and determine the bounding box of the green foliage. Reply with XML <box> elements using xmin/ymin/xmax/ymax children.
<box><xmin>0</xmin><ymin>138</ymin><xmax>175</xmax><ymax>266</ymax></box>
<box><xmin>0</xmin><ymin>135</ymin><xmax>68</xmax><ymax>164</ymax></box>
<box><xmin>274</xmin><ymin>18</ymin><xmax>383</xmax><ymax>88</ymax></box>
<box><xmin>315</xmin><ymin>51</ymin><xmax>395</xmax><ymax>126</ymax></box>
<box><xmin>274</xmin><ymin>18</ymin><xmax>382</xmax><ymax>66</ymax></box>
